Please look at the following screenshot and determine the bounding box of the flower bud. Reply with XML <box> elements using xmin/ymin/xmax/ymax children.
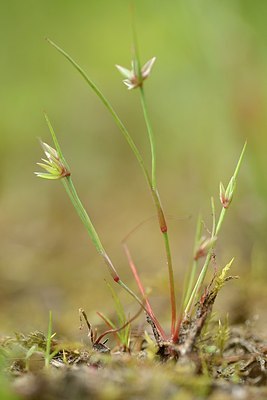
<box><xmin>219</xmin><ymin>176</ymin><xmax>236</xmax><ymax>208</ymax></box>
<box><xmin>194</xmin><ymin>236</ymin><xmax>217</xmax><ymax>260</ymax></box>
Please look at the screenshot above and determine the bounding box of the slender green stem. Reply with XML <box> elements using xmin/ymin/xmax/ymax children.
<box><xmin>150</xmin><ymin>178</ymin><xmax>176</xmax><ymax>336</ymax></box>
<box><xmin>151</xmin><ymin>197</ymin><xmax>176</xmax><ymax>334</ymax></box>
<box><xmin>63</xmin><ymin>178</ymin><xmax>119</xmax><ymax>280</ymax></box>
<box><xmin>233</xmin><ymin>142</ymin><xmax>247</xmax><ymax>180</ymax></box>
<box><xmin>183</xmin><ymin>214</ymin><xmax>202</xmax><ymax>309</ymax></box>
<box><xmin>45</xmin><ymin>311</ymin><xmax>53</xmax><ymax>368</ymax></box>
<box><xmin>62</xmin><ymin>176</ymin><xmax>148</xmax><ymax>309</ymax></box>
<box><xmin>139</xmin><ymin>86</ymin><xmax>157</xmax><ymax>190</ymax></box>
<box><xmin>118</xmin><ymin>280</ymin><xmax>146</xmax><ymax>310</ymax></box>
<box><xmin>64</xmin><ymin>177</ymin><xmax>105</xmax><ymax>253</ymax></box>
<box><xmin>184</xmin><ymin>252</ymin><xmax>211</xmax><ymax>316</ymax></box>
<box><xmin>130</xmin><ymin>5</ymin><xmax>142</xmax><ymax>82</ymax></box>
<box><xmin>117</xmin><ymin>279</ymin><xmax>165</xmax><ymax>339</ymax></box>
<box><xmin>139</xmin><ymin>85</ymin><xmax>176</xmax><ymax>336</ymax></box>
<box><xmin>163</xmin><ymin>231</ymin><xmax>176</xmax><ymax>336</ymax></box>
<box><xmin>211</xmin><ymin>197</ymin><xmax>216</xmax><ymax>237</ymax></box>
<box><xmin>215</xmin><ymin>207</ymin><xmax>226</xmax><ymax>237</ymax></box>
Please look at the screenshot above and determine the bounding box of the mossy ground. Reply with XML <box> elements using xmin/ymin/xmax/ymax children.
<box><xmin>1</xmin><ymin>321</ymin><xmax>266</xmax><ymax>400</ymax></box>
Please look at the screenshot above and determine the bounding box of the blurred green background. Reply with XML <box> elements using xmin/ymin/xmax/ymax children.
<box><xmin>1</xmin><ymin>0</ymin><xmax>267</xmax><ymax>339</ymax></box>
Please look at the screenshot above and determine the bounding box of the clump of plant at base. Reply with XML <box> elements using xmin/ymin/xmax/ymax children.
<box><xmin>35</xmin><ymin>36</ymin><xmax>246</xmax><ymax>359</ymax></box>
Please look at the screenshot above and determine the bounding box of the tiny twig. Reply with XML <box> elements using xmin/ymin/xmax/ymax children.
<box><xmin>79</xmin><ymin>308</ymin><xmax>94</xmax><ymax>344</ymax></box>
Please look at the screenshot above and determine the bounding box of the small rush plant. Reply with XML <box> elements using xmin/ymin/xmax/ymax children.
<box><xmin>35</xmin><ymin>36</ymin><xmax>246</xmax><ymax>357</ymax></box>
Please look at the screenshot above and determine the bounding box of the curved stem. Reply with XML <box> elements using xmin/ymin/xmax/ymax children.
<box><xmin>47</xmin><ymin>38</ymin><xmax>151</xmax><ymax>188</ymax></box>
<box><xmin>95</xmin><ymin>304</ymin><xmax>143</xmax><ymax>344</ymax></box>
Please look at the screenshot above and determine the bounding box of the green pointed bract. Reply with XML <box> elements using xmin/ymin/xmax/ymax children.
<box><xmin>41</xmin><ymin>141</ymin><xmax>59</xmax><ymax>161</ymax></box>
<box><xmin>35</xmin><ymin>172</ymin><xmax>62</xmax><ymax>180</ymax></box>
<box><xmin>219</xmin><ymin>182</ymin><xmax>226</xmax><ymax>205</ymax></box>
<box><xmin>115</xmin><ymin>64</ymin><xmax>133</xmax><ymax>80</ymax></box>
<box><xmin>36</xmin><ymin>162</ymin><xmax>59</xmax><ymax>174</ymax></box>
<box><xmin>225</xmin><ymin>176</ymin><xmax>236</xmax><ymax>206</ymax></box>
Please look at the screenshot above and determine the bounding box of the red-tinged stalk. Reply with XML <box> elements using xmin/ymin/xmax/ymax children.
<box><xmin>95</xmin><ymin>305</ymin><xmax>143</xmax><ymax>344</ymax></box>
<box><xmin>123</xmin><ymin>244</ymin><xmax>167</xmax><ymax>340</ymax></box>
<box><xmin>172</xmin><ymin>316</ymin><xmax>183</xmax><ymax>344</ymax></box>
<box><xmin>97</xmin><ymin>312</ymin><xmax>121</xmax><ymax>345</ymax></box>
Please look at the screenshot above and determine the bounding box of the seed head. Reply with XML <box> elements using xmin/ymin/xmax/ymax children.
<box><xmin>35</xmin><ymin>141</ymin><xmax>70</xmax><ymax>180</ymax></box>
<box><xmin>116</xmin><ymin>57</ymin><xmax>156</xmax><ymax>90</ymax></box>
<box><xmin>219</xmin><ymin>177</ymin><xmax>236</xmax><ymax>208</ymax></box>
